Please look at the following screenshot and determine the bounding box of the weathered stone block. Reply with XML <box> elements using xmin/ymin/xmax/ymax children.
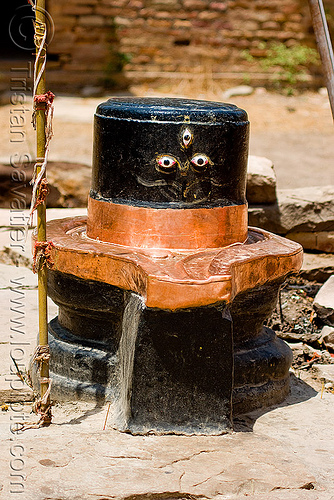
<box><xmin>210</xmin><ymin>2</ymin><xmax>228</xmax><ymax>11</ymax></box>
<box><xmin>287</xmin><ymin>231</ymin><xmax>334</xmax><ymax>253</ymax></box>
<box><xmin>47</xmin><ymin>163</ymin><xmax>91</xmax><ymax>208</ymax></box>
<box><xmin>183</xmin><ymin>0</ymin><xmax>207</xmax><ymax>8</ymax></box>
<box><xmin>253</xmin><ymin>11</ymin><xmax>276</xmax><ymax>22</ymax></box>
<box><xmin>246</xmin><ymin>155</ymin><xmax>277</xmax><ymax>204</ymax></box>
<box><xmin>277</xmin><ymin>31</ymin><xmax>302</xmax><ymax>40</ymax></box>
<box><xmin>284</xmin><ymin>22</ymin><xmax>303</xmax><ymax>31</ymax></box>
<box><xmin>248</xmin><ymin>186</ymin><xmax>334</xmax><ymax>235</ymax></box>
<box><xmin>114</xmin><ymin>16</ymin><xmax>132</xmax><ymax>26</ymax></box>
<box><xmin>173</xmin><ymin>19</ymin><xmax>192</xmax><ymax>28</ymax></box>
<box><xmin>320</xmin><ymin>325</ymin><xmax>334</xmax><ymax>351</ymax></box>
<box><xmin>71</xmin><ymin>43</ymin><xmax>109</xmax><ymax>62</ymax></box>
<box><xmin>78</xmin><ymin>15</ymin><xmax>105</xmax><ymax>26</ymax></box>
<box><xmin>198</xmin><ymin>11</ymin><xmax>220</xmax><ymax>20</ymax></box>
<box><xmin>0</xmin><ymin>162</ymin><xmax>90</xmax><ymax>209</ymax></box>
<box><xmin>300</xmin><ymin>252</ymin><xmax>334</xmax><ymax>282</ymax></box>
<box><xmin>63</xmin><ymin>5</ymin><xmax>93</xmax><ymax>15</ymax></box>
<box><xmin>262</xmin><ymin>21</ymin><xmax>280</xmax><ymax>30</ymax></box>
<box><xmin>128</xmin><ymin>0</ymin><xmax>144</xmax><ymax>8</ymax></box>
<box><xmin>290</xmin><ymin>13</ymin><xmax>303</xmax><ymax>22</ymax></box>
<box><xmin>147</xmin><ymin>19</ymin><xmax>172</xmax><ymax>28</ymax></box>
<box><xmin>314</xmin><ymin>276</ymin><xmax>334</xmax><ymax>326</ymax></box>
<box><xmin>271</xmin><ymin>13</ymin><xmax>287</xmax><ymax>22</ymax></box>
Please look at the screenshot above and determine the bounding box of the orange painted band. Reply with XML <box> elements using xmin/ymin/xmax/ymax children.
<box><xmin>87</xmin><ymin>197</ymin><xmax>248</xmax><ymax>250</ymax></box>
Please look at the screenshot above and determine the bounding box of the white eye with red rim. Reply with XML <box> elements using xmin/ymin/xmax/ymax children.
<box><xmin>182</xmin><ymin>128</ymin><xmax>192</xmax><ymax>148</ymax></box>
<box><xmin>156</xmin><ymin>155</ymin><xmax>178</xmax><ymax>173</ymax></box>
<box><xmin>191</xmin><ymin>154</ymin><xmax>210</xmax><ymax>171</ymax></box>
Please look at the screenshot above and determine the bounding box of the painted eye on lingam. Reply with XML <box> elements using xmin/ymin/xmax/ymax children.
<box><xmin>156</xmin><ymin>155</ymin><xmax>179</xmax><ymax>174</ymax></box>
<box><xmin>182</xmin><ymin>128</ymin><xmax>193</xmax><ymax>148</ymax></box>
<box><xmin>191</xmin><ymin>154</ymin><xmax>211</xmax><ymax>172</ymax></box>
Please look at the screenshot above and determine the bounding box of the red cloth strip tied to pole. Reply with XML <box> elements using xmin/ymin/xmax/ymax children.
<box><xmin>33</xmin><ymin>241</ymin><xmax>55</xmax><ymax>274</ymax></box>
<box><xmin>29</xmin><ymin>91</ymin><xmax>55</xmax><ymax>225</ymax></box>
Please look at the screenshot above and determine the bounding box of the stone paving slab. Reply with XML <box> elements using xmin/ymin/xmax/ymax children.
<box><xmin>0</xmin><ymin>208</ymin><xmax>87</xmax><ymax>264</ymax></box>
<box><xmin>0</xmin><ymin>263</ymin><xmax>58</xmax><ymax>404</ymax></box>
<box><xmin>313</xmin><ymin>364</ymin><xmax>334</xmax><ymax>387</ymax></box>
<box><xmin>300</xmin><ymin>253</ymin><xmax>334</xmax><ymax>283</ymax></box>
<box><xmin>0</xmin><ymin>379</ymin><xmax>333</xmax><ymax>500</ymax></box>
<box><xmin>0</xmin><ymin>208</ymin><xmax>87</xmax><ymax>228</ymax></box>
<box><xmin>0</xmin><ymin>427</ymin><xmax>315</xmax><ymax>499</ymax></box>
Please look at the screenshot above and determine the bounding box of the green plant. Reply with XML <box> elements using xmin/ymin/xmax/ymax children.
<box><xmin>242</xmin><ymin>72</ymin><xmax>251</xmax><ymax>85</ymax></box>
<box><xmin>242</xmin><ymin>42</ymin><xmax>320</xmax><ymax>88</ymax></box>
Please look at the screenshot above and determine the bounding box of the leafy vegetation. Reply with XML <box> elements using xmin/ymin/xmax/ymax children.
<box><xmin>242</xmin><ymin>42</ymin><xmax>320</xmax><ymax>90</ymax></box>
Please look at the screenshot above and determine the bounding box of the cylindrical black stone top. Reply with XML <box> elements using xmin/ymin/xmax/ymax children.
<box><xmin>91</xmin><ymin>97</ymin><xmax>250</xmax><ymax>208</ymax></box>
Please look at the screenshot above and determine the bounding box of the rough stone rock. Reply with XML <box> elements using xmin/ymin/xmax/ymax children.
<box><xmin>287</xmin><ymin>342</ymin><xmax>334</xmax><ymax>368</ymax></box>
<box><xmin>279</xmin><ymin>329</ymin><xmax>321</xmax><ymax>344</ymax></box>
<box><xmin>0</xmin><ymin>163</ymin><xmax>57</xmax><ymax>208</ymax></box>
<box><xmin>320</xmin><ymin>325</ymin><xmax>334</xmax><ymax>351</ymax></box>
<box><xmin>246</xmin><ymin>155</ymin><xmax>277</xmax><ymax>204</ymax></box>
<box><xmin>300</xmin><ymin>252</ymin><xmax>334</xmax><ymax>282</ymax></box>
<box><xmin>248</xmin><ymin>185</ymin><xmax>334</xmax><ymax>238</ymax></box>
<box><xmin>0</xmin><ymin>162</ymin><xmax>91</xmax><ymax>208</ymax></box>
<box><xmin>222</xmin><ymin>85</ymin><xmax>254</xmax><ymax>99</ymax></box>
<box><xmin>287</xmin><ymin>231</ymin><xmax>334</xmax><ymax>253</ymax></box>
<box><xmin>313</xmin><ymin>275</ymin><xmax>334</xmax><ymax>326</ymax></box>
<box><xmin>47</xmin><ymin>162</ymin><xmax>91</xmax><ymax>207</ymax></box>
<box><xmin>312</xmin><ymin>363</ymin><xmax>334</xmax><ymax>388</ymax></box>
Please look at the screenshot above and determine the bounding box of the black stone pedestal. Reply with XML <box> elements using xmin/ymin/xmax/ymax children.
<box><xmin>127</xmin><ymin>303</ymin><xmax>233</xmax><ymax>434</ymax></box>
<box><xmin>30</xmin><ymin>270</ymin><xmax>294</xmax><ymax>434</ymax></box>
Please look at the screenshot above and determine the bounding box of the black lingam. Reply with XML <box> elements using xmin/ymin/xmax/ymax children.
<box><xmin>32</xmin><ymin>97</ymin><xmax>303</xmax><ymax>434</ymax></box>
<box><xmin>92</xmin><ymin>98</ymin><xmax>248</xmax><ymax>207</ymax></box>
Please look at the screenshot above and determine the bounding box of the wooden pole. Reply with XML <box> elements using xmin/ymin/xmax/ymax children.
<box><xmin>308</xmin><ymin>0</ymin><xmax>334</xmax><ymax>120</ymax></box>
<box><xmin>34</xmin><ymin>0</ymin><xmax>51</xmax><ymax>424</ymax></box>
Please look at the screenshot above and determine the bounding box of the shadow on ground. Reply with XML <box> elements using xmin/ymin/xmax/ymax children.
<box><xmin>51</xmin><ymin>372</ymin><xmax>318</xmax><ymax>433</ymax></box>
<box><xmin>233</xmin><ymin>373</ymin><xmax>318</xmax><ymax>432</ymax></box>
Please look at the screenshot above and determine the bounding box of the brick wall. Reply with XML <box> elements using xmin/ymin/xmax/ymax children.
<box><xmin>47</xmin><ymin>0</ymin><xmax>326</xmax><ymax>93</ymax></box>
